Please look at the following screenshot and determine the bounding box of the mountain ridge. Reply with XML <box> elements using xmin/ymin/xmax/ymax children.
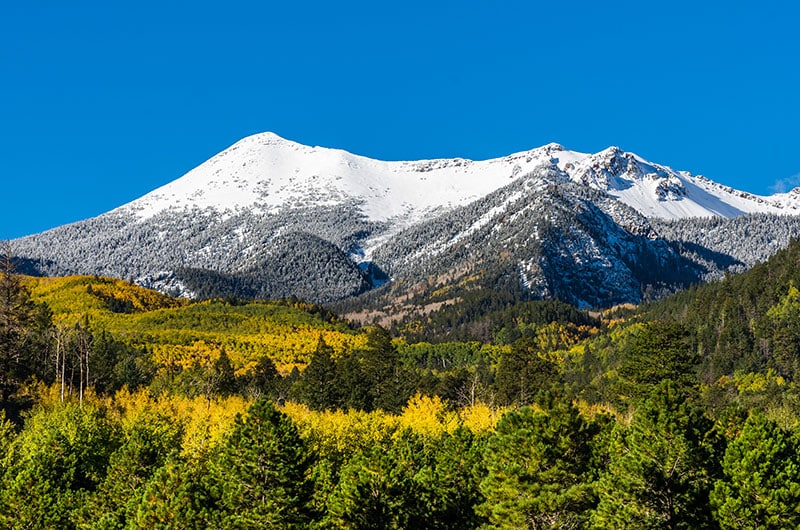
<box><xmin>11</xmin><ymin>132</ymin><xmax>800</xmax><ymax>308</ymax></box>
<box><xmin>115</xmin><ymin>132</ymin><xmax>800</xmax><ymax>227</ymax></box>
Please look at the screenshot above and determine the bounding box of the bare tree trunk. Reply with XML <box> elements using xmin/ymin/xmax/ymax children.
<box><xmin>69</xmin><ymin>358</ymin><xmax>74</xmax><ymax>398</ymax></box>
<box><xmin>78</xmin><ymin>330</ymin><xmax>88</xmax><ymax>407</ymax></box>
<box><xmin>79</xmin><ymin>345</ymin><xmax>84</xmax><ymax>406</ymax></box>
<box><xmin>53</xmin><ymin>327</ymin><xmax>65</xmax><ymax>402</ymax></box>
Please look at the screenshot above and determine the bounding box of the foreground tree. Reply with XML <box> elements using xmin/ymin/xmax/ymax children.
<box><xmin>592</xmin><ymin>382</ymin><xmax>719</xmax><ymax>529</ymax></box>
<box><xmin>0</xmin><ymin>403</ymin><xmax>119</xmax><ymax>529</ymax></box>
<box><xmin>478</xmin><ymin>397</ymin><xmax>598</xmax><ymax>529</ymax></box>
<box><xmin>711</xmin><ymin>413</ymin><xmax>800</xmax><ymax>529</ymax></box>
<box><xmin>0</xmin><ymin>247</ymin><xmax>41</xmax><ymax>408</ymax></box>
<box><xmin>417</xmin><ymin>427</ymin><xmax>487</xmax><ymax>529</ymax></box>
<box><xmin>130</xmin><ymin>457</ymin><xmax>217</xmax><ymax>530</ymax></box>
<box><xmin>82</xmin><ymin>411</ymin><xmax>184</xmax><ymax>528</ymax></box>
<box><xmin>324</xmin><ymin>427</ymin><xmax>486</xmax><ymax>530</ymax></box>
<box><xmin>210</xmin><ymin>398</ymin><xmax>316</xmax><ymax>528</ymax></box>
<box><xmin>325</xmin><ymin>439</ymin><xmax>415</xmax><ymax>530</ymax></box>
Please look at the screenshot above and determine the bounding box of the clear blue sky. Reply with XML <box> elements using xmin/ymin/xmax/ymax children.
<box><xmin>2</xmin><ymin>1</ymin><xmax>798</xmax><ymax>239</ymax></box>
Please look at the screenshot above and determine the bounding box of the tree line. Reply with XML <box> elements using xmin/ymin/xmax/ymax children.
<box><xmin>8</xmin><ymin>237</ymin><xmax>800</xmax><ymax>527</ymax></box>
<box><xmin>2</xmin><ymin>383</ymin><xmax>800</xmax><ymax>529</ymax></box>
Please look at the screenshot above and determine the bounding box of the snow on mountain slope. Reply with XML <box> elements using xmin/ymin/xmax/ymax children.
<box><xmin>557</xmin><ymin>145</ymin><xmax>800</xmax><ymax>219</ymax></box>
<box><xmin>14</xmin><ymin>131</ymin><xmax>800</xmax><ymax>307</ymax></box>
<box><xmin>121</xmin><ymin>133</ymin><xmax>555</xmax><ymax>227</ymax></box>
<box><xmin>119</xmin><ymin>132</ymin><xmax>800</xmax><ymax>225</ymax></box>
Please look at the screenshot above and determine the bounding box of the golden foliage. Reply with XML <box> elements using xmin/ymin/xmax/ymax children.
<box><xmin>26</xmin><ymin>275</ymin><xmax>185</xmax><ymax>326</ymax></box>
<box><xmin>32</xmin><ymin>383</ymin><xmax>249</xmax><ymax>458</ymax></box>
<box><xmin>458</xmin><ymin>401</ymin><xmax>507</xmax><ymax>433</ymax></box>
<box><xmin>397</xmin><ymin>393</ymin><xmax>459</xmax><ymax>437</ymax></box>
<box><xmin>26</xmin><ymin>275</ymin><xmax>367</xmax><ymax>372</ymax></box>
<box><xmin>283</xmin><ymin>394</ymin><xmax>508</xmax><ymax>459</ymax></box>
<box><xmin>108</xmin><ymin>388</ymin><xmax>249</xmax><ymax>458</ymax></box>
<box><xmin>282</xmin><ymin>402</ymin><xmax>400</xmax><ymax>458</ymax></box>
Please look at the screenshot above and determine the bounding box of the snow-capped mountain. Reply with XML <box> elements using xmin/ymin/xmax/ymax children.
<box><xmin>559</xmin><ymin>145</ymin><xmax>800</xmax><ymax>219</ymax></box>
<box><xmin>12</xmin><ymin>133</ymin><xmax>800</xmax><ymax>308</ymax></box>
<box><xmin>119</xmin><ymin>132</ymin><xmax>800</xmax><ymax>224</ymax></box>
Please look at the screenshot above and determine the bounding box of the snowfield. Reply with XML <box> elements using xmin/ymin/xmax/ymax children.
<box><xmin>119</xmin><ymin>132</ymin><xmax>800</xmax><ymax>225</ymax></box>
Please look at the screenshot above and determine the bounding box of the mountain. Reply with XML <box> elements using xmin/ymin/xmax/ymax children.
<box><xmin>107</xmin><ymin>133</ymin><xmax>800</xmax><ymax>222</ymax></box>
<box><xmin>11</xmin><ymin>133</ymin><xmax>800</xmax><ymax>308</ymax></box>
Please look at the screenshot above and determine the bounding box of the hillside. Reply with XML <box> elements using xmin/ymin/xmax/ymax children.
<box><xmin>640</xmin><ymin>235</ymin><xmax>800</xmax><ymax>381</ymax></box>
<box><xmin>26</xmin><ymin>275</ymin><xmax>365</xmax><ymax>372</ymax></box>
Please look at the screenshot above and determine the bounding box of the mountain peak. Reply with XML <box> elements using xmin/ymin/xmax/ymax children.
<box><xmin>233</xmin><ymin>131</ymin><xmax>303</xmax><ymax>149</ymax></box>
<box><xmin>111</xmin><ymin>133</ymin><xmax>800</xmax><ymax>226</ymax></box>
<box><xmin>599</xmin><ymin>145</ymin><xmax>623</xmax><ymax>155</ymax></box>
<box><xmin>542</xmin><ymin>142</ymin><xmax>565</xmax><ymax>152</ymax></box>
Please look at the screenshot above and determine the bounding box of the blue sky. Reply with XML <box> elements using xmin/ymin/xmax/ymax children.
<box><xmin>2</xmin><ymin>1</ymin><xmax>798</xmax><ymax>239</ymax></box>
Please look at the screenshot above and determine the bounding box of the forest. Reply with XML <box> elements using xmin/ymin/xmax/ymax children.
<box><xmin>4</xmin><ymin>238</ymin><xmax>800</xmax><ymax>529</ymax></box>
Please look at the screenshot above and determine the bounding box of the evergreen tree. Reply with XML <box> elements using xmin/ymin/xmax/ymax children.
<box><xmin>130</xmin><ymin>458</ymin><xmax>218</xmax><ymax>530</ymax></box>
<box><xmin>592</xmin><ymin>382</ymin><xmax>719</xmax><ymax>529</ymax></box>
<box><xmin>325</xmin><ymin>431</ymin><xmax>422</xmax><ymax>530</ymax></box>
<box><xmin>478</xmin><ymin>398</ymin><xmax>598</xmax><ymax>529</ymax></box>
<box><xmin>0</xmin><ymin>248</ymin><xmax>39</xmax><ymax>408</ymax></box>
<box><xmin>87</xmin><ymin>330</ymin><xmax>128</xmax><ymax>395</ymax></box>
<box><xmin>361</xmin><ymin>325</ymin><xmax>409</xmax><ymax>413</ymax></box>
<box><xmin>763</xmin><ymin>284</ymin><xmax>800</xmax><ymax>379</ymax></box>
<box><xmin>210</xmin><ymin>398</ymin><xmax>315</xmax><ymax>528</ymax></box>
<box><xmin>336</xmin><ymin>326</ymin><xmax>412</xmax><ymax>413</ymax></box>
<box><xmin>322</xmin><ymin>427</ymin><xmax>485</xmax><ymax>530</ymax></box>
<box><xmin>336</xmin><ymin>352</ymin><xmax>370</xmax><ymax>411</ymax></box>
<box><xmin>0</xmin><ymin>403</ymin><xmax>119</xmax><ymax>529</ymax></box>
<box><xmin>711</xmin><ymin>413</ymin><xmax>800</xmax><ymax>529</ymax></box>
<box><xmin>298</xmin><ymin>336</ymin><xmax>341</xmax><ymax>410</ymax></box>
<box><xmin>617</xmin><ymin>321</ymin><xmax>699</xmax><ymax>399</ymax></box>
<box><xmin>416</xmin><ymin>427</ymin><xmax>487</xmax><ymax>530</ymax></box>
<box><xmin>240</xmin><ymin>355</ymin><xmax>279</xmax><ymax>399</ymax></box>
<box><xmin>494</xmin><ymin>337</ymin><xmax>557</xmax><ymax>406</ymax></box>
<box><xmin>211</xmin><ymin>348</ymin><xmax>236</xmax><ymax>397</ymax></box>
<box><xmin>82</xmin><ymin>412</ymin><xmax>183</xmax><ymax>529</ymax></box>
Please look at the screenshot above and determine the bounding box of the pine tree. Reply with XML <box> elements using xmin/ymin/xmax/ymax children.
<box><xmin>494</xmin><ymin>337</ymin><xmax>557</xmax><ymax>407</ymax></box>
<box><xmin>763</xmin><ymin>283</ymin><xmax>800</xmax><ymax>379</ymax></box>
<box><xmin>211</xmin><ymin>348</ymin><xmax>236</xmax><ymax>397</ymax></box>
<box><xmin>617</xmin><ymin>321</ymin><xmax>699</xmax><ymax>399</ymax></box>
<box><xmin>325</xmin><ymin>431</ymin><xmax>421</xmax><ymax>530</ymax></box>
<box><xmin>82</xmin><ymin>412</ymin><xmax>184</xmax><ymax>529</ymax></box>
<box><xmin>361</xmin><ymin>325</ymin><xmax>408</xmax><ymax>413</ymax></box>
<box><xmin>0</xmin><ymin>246</ymin><xmax>38</xmax><ymax>407</ymax></box>
<box><xmin>417</xmin><ymin>427</ymin><xmax>487</xmax><ymax>530</ymax></box>
<box><xmin>130</xmin><ymin>458</ymin><xmax>217</xmax><ymax>530</ymax></box>
<box><xmin>478</xmin><ymin>397</ymin><xmax>598</xmax><ymax>529</ymax></box>
<box><xmin>0</xmin><ymin>403</ymin><xmax>119</xmax><ymax>529</ymax></box>
<box><xmin>591</xmin><ymin>382</ymin><xmax>718</xmax><ymax>529</ymax></box>
<box><xmin>298</xmin><ymin>336</ymin><xmax>340</xmax><ymax>410</ymax></box>
<box><xmin>711</xmin><ymin>413</ymin><xmax>800</xmax><ymax>529</ymax></box>
<box><xmin>241</xmin><ymin>354</ymin><xmax>279</xmax><ymax>399</ymax></box>
<box><xmin>210</xmin><ymin>398</ymin><xmax>315</xmax><ymax>528</ymax></box>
